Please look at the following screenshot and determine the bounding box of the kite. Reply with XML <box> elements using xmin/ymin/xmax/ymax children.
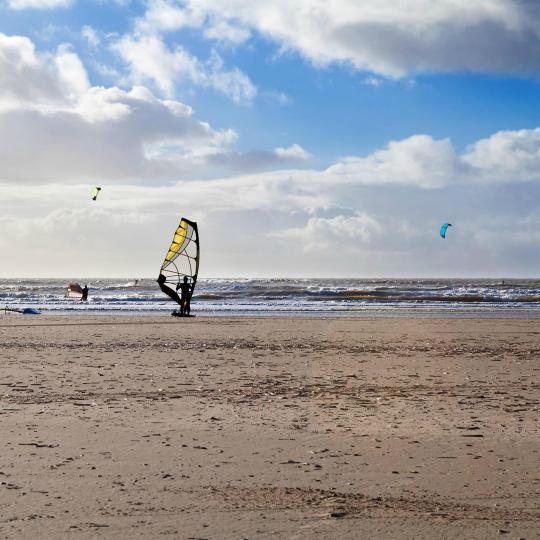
<box><xmin>91</xmin><ymin>186</ymin><xmax>102</xmax><ymax>201</ymax></box>
<box><xmin>440</xmin><ymin>223</ymin><xmax>452</xmax><ymax>239</ymax></box>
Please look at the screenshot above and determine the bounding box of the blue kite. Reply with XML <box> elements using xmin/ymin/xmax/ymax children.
<box><xmin>440</xmin><ymin>223</ymin><xmax>452</xmax><ymax>239</ymax></box>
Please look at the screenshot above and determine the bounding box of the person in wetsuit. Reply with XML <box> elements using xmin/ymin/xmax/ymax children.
<box><xmin>178</xmin><ymin>276</ymin><xmax>193</xmax><ymax>316</ymax></box>
<box><xmin>157</xmin><ymin>274</ymin><xmax>194</xmax><ymax>316</ymax></box>
<box><xmin>81</xmin><ymin>285</ymin><xmax>88</xmax><ymax>302</ymax></box>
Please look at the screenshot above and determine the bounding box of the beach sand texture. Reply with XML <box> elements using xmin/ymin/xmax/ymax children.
<box><xmin>0</xmin><ymin>316</ymin><xmax>538</xmax><ymax>539</ymax></box>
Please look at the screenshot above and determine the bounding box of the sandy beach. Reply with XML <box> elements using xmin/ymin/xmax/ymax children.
<box><xmin>0</xmin><ymin>315</ymin><xmax>538</xmax><ymax>539</ymax></box>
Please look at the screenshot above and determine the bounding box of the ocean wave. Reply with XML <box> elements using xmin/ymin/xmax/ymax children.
<box><xmin>2</xmin><ymin>278</ymin><xmax>540</xmax><ymax>314</ymax></box>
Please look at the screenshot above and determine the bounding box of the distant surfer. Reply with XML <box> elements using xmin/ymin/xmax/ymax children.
<box><xmin>81</xmin><ymin>285</ymin><xmax>88</xmax><ymax>302</ymax></box>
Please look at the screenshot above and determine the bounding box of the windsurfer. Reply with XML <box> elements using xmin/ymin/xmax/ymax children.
<box><xmin>157</xmin><ymin>218</ymin><xmax>199</xmax><ymax>316</ymax></box>
<box><xmin>178</xmin><ymin>276</ymin><xmax>193</xmax><ymax>316</ymax></box>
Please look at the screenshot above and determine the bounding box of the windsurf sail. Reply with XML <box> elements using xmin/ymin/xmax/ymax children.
<box><xmin>66</xmin><ymin>282</ymin><xmax>83</xmax><ymax>299</ymax></box>
<box><xmin>91</xmin><ymin>186</ymin><xmax>101</xmax><ymax>201</ymax></box>
<box><xmin>157</xmin><ymin>218</ymin><xmax>199</xmax><ymax>311</ymax></box>
<box><xmin>440</xmin><ymin>223</ymin><xmax>452</xmax><ymax>239</ymax></box>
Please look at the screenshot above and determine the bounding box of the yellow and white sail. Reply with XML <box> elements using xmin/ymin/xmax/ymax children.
<box><xmin>158</xmin><ymin>218</ymin><xmax>199</xmax><ymax>306</ymax></box>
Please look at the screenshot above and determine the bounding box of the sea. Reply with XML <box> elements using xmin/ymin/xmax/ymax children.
<box><xmin>2</xmin><ymin>278</ymin><xmax>540</xmax><ymax>317</ymax></box>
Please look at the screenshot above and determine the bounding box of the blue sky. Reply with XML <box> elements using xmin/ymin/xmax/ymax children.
<box><xmin>4</xmin><ymin>1</ymin><xmax>540</xmax><ymax>159</ymax></box>
<box><xmin>2</xmin><ymin>0</ymin><xmax>540</xmax><ymax>277</ymax></box>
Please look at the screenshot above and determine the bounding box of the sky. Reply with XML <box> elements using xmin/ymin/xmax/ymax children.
<box><xmin>2</xmin><ymin>0</ymin><xmax>540</xmax><ymax>278</ymax></box>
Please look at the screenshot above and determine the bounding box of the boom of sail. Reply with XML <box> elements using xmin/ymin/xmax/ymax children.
<box><xmin>157</xmin><ymin>218</ymin><xmax>199</xmax><ymax>308</ymax></box>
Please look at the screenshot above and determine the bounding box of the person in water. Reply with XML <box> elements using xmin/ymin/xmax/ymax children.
<box><xmin>81</xmin><ymin>285</ymin><xmax>88</xmax><ymax>302</ymax></box>
<box><xmin>178</xmin><ymin>276</ymin><xmax>193</xmax><ymax>316</ymax></box>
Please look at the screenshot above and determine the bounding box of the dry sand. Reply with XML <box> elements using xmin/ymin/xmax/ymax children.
<box><xmin>0</xmin><ymin>315</ymin><xmax>538</xmax><ymax>539</ymax></box>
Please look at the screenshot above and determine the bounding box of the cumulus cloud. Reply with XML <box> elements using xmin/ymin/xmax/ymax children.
<box><xmin>4</xmin><ymin>175</ymin><xmax>540</xmax><ymax>277</ymax></box>
<box><xmin>0</xmin><ymin>32</ymin><xmax>243</xmax><ymax>182</ymax></box>
<box><xmin>81</xmin><ymin>25</ymin><xmax>100</xmax><ymax>48</ymax></box>
<box><xmin>54</xmin><ymin>44</ymin><xmax>90</xmax><ymax>98</ymax></box>
<box><xmin>4</xmin><ymin>25</ymin><xmax>540</xmax><ymax>276</ymax></box>
<box><xmin>274</xmin><ymin>144</ymin><xmax>311</xmax><ymax>161</ymax></box>
<box><xmin>135</xmin><ymin>0</ymin><xmax>201</xmax><ymax>34</ymax></box>
<box><xmin>0</xmin><ymin>33</ymin><xmax>67</xmax><ymax>111</ymax></box>
<box><xmin>277</xmin><ymin>213</ymin><xmax>382</xmax><ymax>252</ymax></box>
<box><xmin>111</xmin><ymin>2</ymin><xmax>256</xmax><ymax>103</ymax></box>
<box><xmin>135</xmin><ymin>0</ymin><xmax>250</xmax><ymax>45</ymax></box>
<box><xmin>4</xmin><ymin>28</ymin><xmax>540</xmax><ymax>189</ymax></box>
<box><xmin>158</xmin><ymin>0</ymin><xmax>540</xmax><ymax>78</ymax></box>
<box><xmin>0</xmin><ymin>32</ymin><xmax>307</xmax><ymax>184</ymax></box>
<box><xmin>203</xmin><ymin>19</ymin><xmax>251</xmax><ymax>45</ymax></box>
<box><xmin>112</xmin><ymin>32</ymin><xmax>256</xmax><ymax>103</ymax></box>
<box><xmin>0</xmin><ymin>35</ymin><xmax>92</xmax><ymax>111</ymax></box>
<box><xmin>316</xmin><ymin>128</ymin><xmax>540</xmax><ymax>188</ymax></box>
<box><xmin>6</xmin><ymin>0</ymin><xmax>73</xmax><ymax>8</ymax></box>
<box><xmin>361</xmin><ymin>76</ymin><xmax>385</xmax><ymax>88</ymax></box>
<box><xmin>0</xmin><ymin>86</ymin><xmax>241</xmax><ymax>183</ymax></box>
<box><xmin>463</xmin><ymin>127</ymin><xmax>540</xmax><ymax>183</ymax></box>
<box><xmin>325</xmin><ymin>135</ymin><xmax>464</xmax><ymax>188</ymax></box>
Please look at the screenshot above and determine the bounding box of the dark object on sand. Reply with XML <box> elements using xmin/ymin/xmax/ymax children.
<box><xmin>3</xmin><ymin>306</ymin><xmax>41</xmax><ymax>315</ymax></box>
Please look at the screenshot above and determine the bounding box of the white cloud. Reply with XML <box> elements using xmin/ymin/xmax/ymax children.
<box><xmin>54</xmin><ymin>44</ymin><xmax>90</xmax><ymax>98</ymax></box>
<box><xmin>112</xmin><ymin>33</ymin><xmax>188</xmax><ymax>97</ymax></box>
<box><xmin>274</xmin><ymin>144</ymin><xmax>311</xmax><ymax>161</ymax></box>
<box><xmin>463</xmin><ymin>128</ymin><xmax>540</xmax><ymax>183</ymax></box>
<box><xmin>262</xmin><ymin>90</ymin><xmax>291</xmax><ymax>105</ymax></box>
<box><xmin>325</xmin><ymin>135</ymin><xmax>463</xmax><ymax>189</ymax></box>
<box><xmin>0</xmin><ymin>85</ymin><xmax>238</xmax><ymax>182</ymax></box>
<box><xmin>81</xmin><ymin>25</ymin><xmax>100</xmax><ymax>47</ymax></box>
<box><xmin>110</xmin><ymin>1</ymin><xmax>256</xmax><ymax>102</ymax></box>
<box><xmin>277</xmin><ymin>213</ymin><xmax>382</xmax><ymax>252</ymax></box>
<box><xmin>5</xmin><ymin>28</ymin><xmax>540</xmax><ymax>275</ymax></box>
<box><xmin>362</xmin><ymin>76</ymin><xmax>384</xmax><ymax>88</ymax></box>
<box><xmin>4</xmin><ymin>29</ymin><xmax>540</xmax><ymax>189</ymax></box>
<box><xmin>0</xmin><ymin>33</ymin><xmax>239</xmax><ymax>182</ymax></box>
<box><xmin>112</xmin><ymin>33</ymin><xmax>256</xmax><ymax>102</ymax></box>
<box><xmin>163</xmin><ymin>0</ymin><xmax>540</xmax><ymax>77</ymax></box>
<box><xmin>6</xmin><ymin>172</ymin><xmax>540</xmax><ymax>277</ymax></box>
<box><xmin>203</xmin><ymin>19</ymin><xmax>250</xmax><ymax>45</ymax></box>
<box><xmin>6</xmin><ymin>0</ymin><xmax>73</xmax><ymax>8</ymax></box>
<box><xmin>3</xmin><ymin>163</ymin><xmax>540</xmax><ymax>276</ymax></box>
<box><xmin>135</xmin><ymin>0</ymin><xmax>201</xmax><ymax>34</ymax></box>
<box><xmin>135</xmin><ymin>0</ymin><xmax>250</xmax><ymax>45</ymax></box>
<box><xmin>0</xmin><ymin>33</ymin><xmax>77</xmax><ymax>111</ymax></box>
<box><xmin>322</xmin><ymin>128</ymin><xmax>540</xmax><ymax>188</ymax></box>
<box><xmin>0</xmin><ymin>32</ymin><xmax>306</xmax><ymax>184</ymax></box>
<box><xmin>3</xmin><ymin>29</ymin><xmax>540</xmax><ymax>190</ymax></box>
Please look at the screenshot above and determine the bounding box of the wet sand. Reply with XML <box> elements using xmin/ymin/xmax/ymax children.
<box><xmin>0</xmin><ymin>315</ymin><xmax>538</xmax><ymax>539</ymax></box>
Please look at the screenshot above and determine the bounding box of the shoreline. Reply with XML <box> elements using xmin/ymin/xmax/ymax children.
<box><xmin>4</xmin><ymin>306</ymin><xmax>540</xmax><ymax>319</ymax></box>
